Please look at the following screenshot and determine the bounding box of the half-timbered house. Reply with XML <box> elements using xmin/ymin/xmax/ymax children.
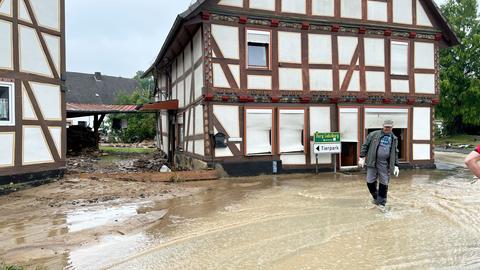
<box><xmin>0</xmin><ymin>0</ymin><xmax>65</xmax><ymax>183</ymax></box>
<box><xmin>144</xmin><ymin>0</ymin><xmax>459</xmax><ymax>175</ymax></box>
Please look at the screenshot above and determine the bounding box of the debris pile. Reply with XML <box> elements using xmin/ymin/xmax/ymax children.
<box><xmin>67</xmin><ymin>125</ymin><xmax>97</xmax><ymax>155</ymax></box>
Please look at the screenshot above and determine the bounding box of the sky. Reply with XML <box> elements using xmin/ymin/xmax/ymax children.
<box><xmin>66</xmin><ymin>0</ymin><xmax>448</xmax><ymax>78</ymax></box>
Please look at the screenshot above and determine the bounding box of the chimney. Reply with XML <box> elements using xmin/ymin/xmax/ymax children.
<box><xmin>94</xmin><ymin>72</ymin><xmax>102</xmax><ymax>81</ymax></box>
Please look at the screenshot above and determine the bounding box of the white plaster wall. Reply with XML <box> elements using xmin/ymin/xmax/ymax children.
<box><xmin>310</xmin><ymin>69</ymin><xmax>333</xmax><ymax>91</ymax></box>
<box><xmin>213</xmin><ymin>63</ymin><xmax>229</xmax><ymax>88</ymax></box>
<box><xmin>312</xmin><ymin>0</ymin><xmax>334</xmax><ymax>16</ymax></box>
<box><xmin>310</xmin><ymin>106</ymin><xmax>331</xmax><ymax>164</ymax></box>
<box><xmin>20</xmin><ymin>25</ymin><xmax>52</xmax><ymax>77</ymax></box>
<box><xmin>216</xmin><ymin>147</ymin><xmax>233</xmax><ymax>157</ymax></box>
<box><xmin>248</xmin><ymin>75</ymin><xmax>272</xmax><ymax>90</ymax></box>
<box><xmin>339</xmin><ymin>70</ymin><xmax>360</xmax><ymax>92</ymax></box>
<box><xmin>415</xmin><ymin>74</ymin><xmax>435</xmax><ymax>94</ymax></box>
<box><xmin>417</xmin><ymin>0</ymin><xmax>433</xmax><ymax>26</ymax></box>
<box><xmin>391</xmin><ymin>41</ymin><xmax>409</xmax><ymax>75</ymax></box>
<box><xmin>364</xmin><ymin>38</ymin><xmax>384</xmax><ymax>66</ymax></box>
<box><xmin>366</xmin><ymin>71</ymin><xmax>385</xmax><ymax>92</ymax></box>
<box><xmin>278</xmin><ymin>31</ymin><xmax>302</xmax><ymax>63</ymax></box>
<box><xmin>193</xmin><ymin>29</ymin><xmax>203</xmax><ymax>61</ymax></box>
<box><xmin>0</xmin><ymin>0</ymin><xmax>12</xmax><ymax>16</ymax></box>
<box><xmin>171</xmin><ymin>83</ymin><xmax>177</xmax><ymax>101</ymax></box>
<box><xmin>177</xmin><ymin>80</ymin><xmax>185</xmax><ymax>108</ymax></box>
<box><xmin>195</xmin><ymin>105</ymin><xmax>204</xmax><ymax>135</ymax></box>
<box><xmin>339</xmin><ymin>108</ymin><xmax>358</xmax><ymax>142</ymax></box>
<box><xmin>0</xmin><ymin>20</ymin><xmax>13</xmax><ymax>70</ymax></box>
<box><xmin>213</xmin><ymin>105</ymin><xmax>239</xmax><ymax>137</ymax></box>
<box><xmin>415</xmin><ymin>42</ymin><xmax>435</xmax><ymax>69</ymax></box>
<box><xmin>30</xmin><ymin>0</ymin><xmax>60</xmax><ymax>30</ymax></box>
<box><xmin>184</xmin><ymin>42</ymin><xmax>192</xmax><ymax>72</ymax></box>
<box><xmin>185</xmin><ymin>74</ymin><xmax>192</xmax><ymax>105</ymax></box>
<box><xmin>228</xmin><ymin>64</ymin><xmax>240</xmax><ymax>87</ymax></box>
<box><xmin>177</xmin><ymin>53</ymin><xmax>184</xmax><ymax>78</ymax></box>
<box><xmin>194</xmin><ymin>139</ymin><xmax>204</xmax><ymax>156</ymax></box>
<box><xmin>211</xmin><ymin>24</ymin><xmax>239</xmax><ymax>60</ymax></box>
<box><xmin>30</xmin><ymin>82</ymin><xmax>61</xmax><ymax>120</ymax></box>
<box><xmin>391</xmin><ymin>80</ymin><xmax>410</xmax><ymax>93</ymax></box>
<box><xmin>0</xmin><ymin>132</ymin><xmax>14</xmax><ymax>167</ymax></box>
<box><xmin>19</xmin><ymin>0</ymin><xmax>31</xmax><ymax>23</ymax></box>
<box><xmin>338</xmin><ymin>36</ymin><xmax>358</xmax><ymax>65</ymax></box>
<box><xmin>172</xmin><ymin>62</ymin><xmax>177</xmax><ymax>81</ymax></box>
<box><xmin>49</xmin><ymin>127</ymin><xmax>61</xmax><ymax>156</ymax></box>
<box><xmin>281</xmin><ymin>154</ymin><xmax>306</xmax><ymax>165</ymax></box>
<box><xmin>250</xmin><ymin>0</ymin><xmax>275</xmax><ymax>11</ymax></box>
<box><xmin>279</xmin><ymin>68</ymin><xmax>303</xmax><ymax>91</ymax></box>
<box><xmin>308</xmin><ymin>34</ymin><xmax>332</xmax><ymax>64</ymax></box>
<box><xmin>43</xmin><ymin>33</ymin><xmax>60</xmax><ymax>75</ymax></box>
<box><xmin>281</xmin><ymin>0</ymin><xmax>306</xmax><ymax>14</ymax></box>
<box><xmin>194</xmin><ymin>65</ymin><xmax>204</xmax><ymax>100</ymax></box>
<box><xmin>341</xmin><ymin>0</ymin><xmax>362</xmax><ymax>19</ymax></box>
<box><xmin>393</xmin><ymin>0</ymin><xmax>412</xmax><ymax>24</ymax></box>
<box><xmin>218</xmin><ymin>0</ymin><xmax>243</xmax><ymax>7</ymax></box>
<box><xmin>367</xmin><ymin>0</ymin><xmax>387</xmax><ymax>21</ymax></box>
<box><xmin>413</xmin><ymin>107</ymin><xmax>431</xmax><ymax>140</ymax></box>
<box><xmin>22</xmin><ymin>87</ymin><xmax>37</xmax><ymax>120</ymax></box>
<box><xmin>413</xmin><ymin>144</ymin><xmax>431</xmax><ymax>160</ymax></box>
<box><xmin>23</xmin><ymin>126</ymin><xmax>53</xmax><ymax>164</ymax></box>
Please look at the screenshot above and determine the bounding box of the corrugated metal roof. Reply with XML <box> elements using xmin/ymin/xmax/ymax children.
<box><xmin>67</xmin><ymin>103</ymin><xmax>139</xmax><ymax>113</ymax></box>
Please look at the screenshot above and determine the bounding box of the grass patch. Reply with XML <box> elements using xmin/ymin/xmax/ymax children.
<box><xmin>0</xmin><ymin>263</ymin><xmax>24</xmax><ymax>270</ymax></box>
<box><xmin>99</xmin><ymin>146</ymin><xmax>157</xmax><ymax>154</ymax></box>
<box><xmin>436</xmin><ymin>134</ymin><xmax>480</xmax><ymax>146</ymax></box>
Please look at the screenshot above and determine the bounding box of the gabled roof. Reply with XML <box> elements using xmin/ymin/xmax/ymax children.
<box><xmin>65</xmin><ymin>72</ymin><xmax>139</xmax><ymax>105</ymax></box>
<box><xmin>144</xmin><ymin>0</ymin><xmax>459</xmax><ymax>77</ymax></box>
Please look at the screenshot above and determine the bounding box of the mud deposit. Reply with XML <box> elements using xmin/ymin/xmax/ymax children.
<box><xmin>1</xmin><ymin>154</ymin><xmax>480</xmax><ymax>269</ymax></box>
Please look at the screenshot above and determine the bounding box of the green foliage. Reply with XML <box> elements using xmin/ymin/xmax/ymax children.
<box><xmin>438</xmin><ymin>0</ymin><xmax>480</xmax><ymax>134</ymax></box>
<box><xmin>99</xmin><ymin>146</ymin><xmax>157</xmax><ymax>154</ymax></box>
<box><xmin>0</xmin><ymin>262</ymin><xmax>23</xmax><ymax>270</ymax></box>
<box><xmin>107</xmin><ymin>71</ymin><xmax>156</xmax><ymax>143</ymax></box>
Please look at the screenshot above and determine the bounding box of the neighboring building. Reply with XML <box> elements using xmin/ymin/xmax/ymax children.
<box><xmin>144</xmin><ymin>0</ymin><xmax>459</xmax><ymax>175</ymax></box>
<box><xmin>65</xmin><ymin>71</ymin><xmax>139</xmax><ymax>127</ymax></box>
<box><xmin>0</xmin><ymin>0</ymin><xmax>66</xmax><ymax>182</ymax></box>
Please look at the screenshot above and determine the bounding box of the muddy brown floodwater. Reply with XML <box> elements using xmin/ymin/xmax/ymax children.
<box><xmin>2</xmin><ymin>153</ymin><xmax>480</xmax><ymax>269</ymax></box>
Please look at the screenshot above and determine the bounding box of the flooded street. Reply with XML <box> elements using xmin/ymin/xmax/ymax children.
<box><xmin>105</xmin><ymin>169</ymin><xmax>480</xmax><ymax>270</ymax></box>
<box><xmin>2</xmin><ymin>153</ymin><xmax>480</xmax><ymax>269</ymax></box>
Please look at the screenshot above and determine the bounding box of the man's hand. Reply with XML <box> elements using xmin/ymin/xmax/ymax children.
<box><xmin>358</xmin><ymin>158</ymin><xmax>365</xmax><ymax>168</ymax></box>
<box><xmin>394</xmin><ymin>166</ymin><xmax>400</xmax><ymax>177</ymax></box>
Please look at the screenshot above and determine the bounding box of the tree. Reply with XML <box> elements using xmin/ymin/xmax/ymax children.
<box><xmin>437</xmin><ymin>0</ymin><xmax>480</xmax><ymax>135</ymax></box>
<box><xmin>107</xmin><ymin>71</ymin><xmax>156</xmax><ymax>143</ymax></box>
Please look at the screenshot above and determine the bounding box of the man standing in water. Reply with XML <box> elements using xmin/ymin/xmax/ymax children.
<box><xmin>358</xmin><ymin>120</ymin><xmax>400</xmax><ymax>206</ymax></box>
<box><xmin>465</xmin><ymin>145</ymin><xmax>480</xmax><ymax>178</ymax></box>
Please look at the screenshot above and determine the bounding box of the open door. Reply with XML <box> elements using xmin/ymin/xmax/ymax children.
<box><xmin>339</xmin><ymin>108</ymin><xmax>359</xmax><ymax>168</ymax></box>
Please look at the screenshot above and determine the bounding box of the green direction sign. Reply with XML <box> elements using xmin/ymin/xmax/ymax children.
<box><xmin>314</xmin><ymin>132</ymin><xmax>341</xmax><ymax>143</ymax></box>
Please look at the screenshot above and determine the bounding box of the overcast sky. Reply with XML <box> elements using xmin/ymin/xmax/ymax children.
<box><xmin>66</xmin><ymin>0</ymin><xmax>448</xmax><ymax>78</ymax></box>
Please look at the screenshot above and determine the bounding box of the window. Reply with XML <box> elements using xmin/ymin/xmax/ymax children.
<box><xmin>247</xmin><ymin>30</ymin><xmax>270</xmax><ymax>68</ymax></box>
<box><xmin>0</xmin><ymin>82</ymin><xmax>14</xmax><ymax>126</ymax></box>
<box><xmin>245</xmin><ymin>109</ymin><xmax>273</xmax><ymax>155</ymax></box>
<box><xmin>391</xmin><ymin>41</ymin><xmax>409</xmax><ymax>75</ymax></box>
<box><xmin>279</xmin><ymin>110</ymin><xmax>305</xmax><ymax>153</ymax></box>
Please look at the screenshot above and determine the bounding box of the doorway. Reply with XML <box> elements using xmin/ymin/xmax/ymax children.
<box><xmin>366</xmin><ymin>128</ymin><xmax>407</xmax><ymax>161</ymax></box>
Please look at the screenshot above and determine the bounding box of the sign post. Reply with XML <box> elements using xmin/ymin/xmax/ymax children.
<box><xmin>313</xmin><ymin>132</ymin><xmax>341</xmax><ymax>174</ymax></box>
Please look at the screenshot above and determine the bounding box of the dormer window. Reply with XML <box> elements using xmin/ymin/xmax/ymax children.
<box><xmin>247</xmin><ymin>29</ymin><xmax>270</xmax><ymax>68</ymax></box>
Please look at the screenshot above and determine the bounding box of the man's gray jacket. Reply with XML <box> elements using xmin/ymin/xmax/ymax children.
<box><xmin>360</xmin><ymin>130</ymin><xmax>399</xmax><ymax>172</ymax></box>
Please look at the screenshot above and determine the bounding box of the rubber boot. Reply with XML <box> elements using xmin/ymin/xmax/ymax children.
<box><xmin>377</xmin><ymin>183</ymin><xmax>389</xmax><ymax>206</ymax></box>
<box><xmin>367</xmin><ymin>182</ymin><xmax>378</xmax><ymax>203</ymax></box>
